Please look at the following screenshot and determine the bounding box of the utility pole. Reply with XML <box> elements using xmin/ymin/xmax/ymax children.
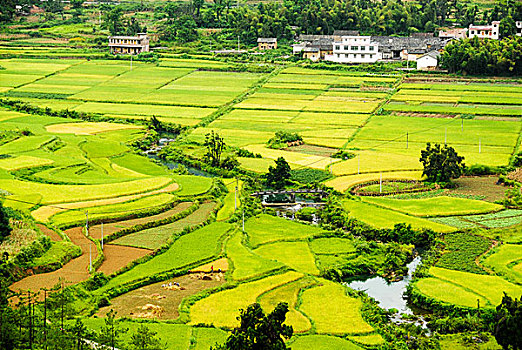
<box><xmin>242</xmin><ymin>209</ymin><xmax>245</xmax><ymax>233</ymax></box>
<box><xmin>406</xmin><ymin>132</ymin><xmax>409</xmax><ymax>149</ymax></box>
<box><xmin>234</xmin><ymin>178</ymin><xmax>238</xmax><ymax>210</ymax></box>
<box><xmin>85</xmin><ymin>211</ymin><xmax>89</xmax><ymax>234</ymax></box>
<box><xmin>237</xmin><ymin>35</ymin><xmax>240</xmax><ymax>52</ymax></box>
<box><xmin>461</xmin><ymin>118</ymin><xmax>464</xmax><ymax>132</ymax></box>
<box><xmin>444</xmin><ymin>127</ymin><xmax>447</xmax><ymax>145</ymax></box>
<box><xmin>130</xmin><ymin>55</ymin><xmax>133</xmax><ymax>70</ymax></box>
<box><xmin>28</xmin><ymin>291</ymin><xmax>33</xmax><ymax>350</ymax></box>
<box><xmin>89</xmin><ymin>244</ymin><xmax>92</xmax><ymax>273</ymax></box>
<box><xmin>43</xmin><ymin>289</ymin><xmax>48</xmax><ymax>350</ymax></box>
<box><xmin>101</xmin><ymin>222</ymin><xmax>104</xmax><ymax>250</ymax></box>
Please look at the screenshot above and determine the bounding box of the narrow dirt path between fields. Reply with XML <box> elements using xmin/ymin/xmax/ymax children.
<box><xmin>10</xmin><ymin>227</ymin><xmax>97</xmax><ymax>295</ymax></box>
<box><xmin>97</xmin><ymin>244</ymin><xmax>152</xmax><ymax>276</ymax></box>
<box><xmin>36</xmin><ymin>224</ymin><xmax>62</xmax><ymax>241</ymax></box>
<box><xmin>475</xmin><ymin>240</ymin><xmax>499</xmax><ymax>275</ymax></box>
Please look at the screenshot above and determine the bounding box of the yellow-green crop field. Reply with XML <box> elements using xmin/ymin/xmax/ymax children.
<box><xmin>2</xmin><ymin>56</ymin><xmax>522</xmax><ymax>349</ymax></box>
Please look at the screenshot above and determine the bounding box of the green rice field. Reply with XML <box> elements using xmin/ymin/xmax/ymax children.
<box><xmin>2</xmin><ymin>56</ymin><xmax>522</xmax><ymax>349</ymax></box>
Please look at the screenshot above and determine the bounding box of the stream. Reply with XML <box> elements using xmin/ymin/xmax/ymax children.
<box><xmin>346</xmin><ymin>255</ymin><xmax>430</xmax><ymax>328</ymax></box>
<box><xmin>346</xmin><ymin>256</ymin><xmax>422</xmax><ymax>314</ymax></box>
<box><xmin>144</xmin><ymin>137</ymin><xmax>214</xmax><ymax>178</ymax></box>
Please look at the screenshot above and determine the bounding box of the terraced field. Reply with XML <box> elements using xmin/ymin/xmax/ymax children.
<box><xmin>2</xmin><ymin>57</ymin><xmax>522</xmax><ymax>349</ymax></box>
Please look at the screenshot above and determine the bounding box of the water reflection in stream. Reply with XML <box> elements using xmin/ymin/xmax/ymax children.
<box><xmin>346</xmin><ymin>256</ymin><xmax>422</xmax><ymax>314</ymax></box>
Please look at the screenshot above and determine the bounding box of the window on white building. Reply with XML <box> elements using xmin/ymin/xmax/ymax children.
<box><xmin>361</xmin><ymin>54</ymin><xmax>365</xmax><ymax>58</ymax></box>
<box><xmin>352</xmin><ymin>46</ymin><xmax>358</xmax><ymax>50</ymax></box>
<box><xmin>335</xmin><ymin>45</ymin><xmax>340</xmax><ymax>50</ymax></box>
<box><xmin>369</xmin><ymin>46</ymin><xmax>374</xmax><ymax>51</ymax></box>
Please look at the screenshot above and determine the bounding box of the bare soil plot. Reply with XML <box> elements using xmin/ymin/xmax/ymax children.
<box><xmin>36</xmin><ymin>224</ymin><xmax>61</xmax><ymax>241</ymax></box>
<box><xmin>96</xmin><ymin>272</ymin><xmax>225</xmax><ymax>320</ymax></box>
<box><xmin>10</xmin><ymin>227</ymin><xmax>97</xmax><ymax>295</ymax></box>
<box><xmin>285</xmin><ymin>144</ymin><xmax>338</xmax><ymax>157</ymax></box>
<box><xmin>97</xmin><ymin>244</ymin><xmax>152</xmax><ymax>276</ymax></box>
<box><xmin>450</xmin><ymin>177</ymin><xmax>507</xmax><ymax>202</ymax></box>
<box><xmin>88</xmin><ymin>202</ymin><xmax>193</xmax><ymax>239</ymax></box>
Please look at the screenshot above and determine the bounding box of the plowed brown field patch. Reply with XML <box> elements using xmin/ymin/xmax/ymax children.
<box><xmin>10</xmin><ymin>227</ymin><xmax>97</xmax><ymax>295</ymax></box>
<box><xmin>97</xmin><ymin>244</ymin><xmax>152</xmax><ymax>276</ymax></box>
<box><xmin>96</xmin><ymin>272</ymin><xmax>225</xmax><ymax>320</ymax></box>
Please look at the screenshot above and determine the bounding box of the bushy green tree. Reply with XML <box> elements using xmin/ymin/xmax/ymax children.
<box><xmin>318</xmin><ymin>195</ymin><xmax>349</xmax><ymax>229</ymax></box>
<box><xmin>97</xmin><ymin>310</ymin><xmax>127</xmax><ymax>350</ymax></box>
<box><xmin>103</xmin><ymin>8</ymin><xmax>124</xmax><ymax>35</ymax></box>
<box><xmin>420</xmin><ymin>143</ymin><xmax>465</xmax><ymax>183</ymax></box>
<box><xmin>494</xmin><ymin>293</ymin><xmax>522</xmax><ymax>350</ymax></box>
<box><xmin>0</xmin><ymin>0</ymin><xmax>16</xmax><ymax>23</ymax></box>
<box><xmin>0</xmin><ymin>202</ymin><xmax>11</xmax><ymax>243</ymax></box>
<box><xmin>216</xmin><ymin>302</ymin><xmax>293</xmax><ymax>350</ymax></box>
<box><xmin>129</xmin><ymin>325</ymin><xmax>166</xmax><ymax>350</ymax></box>
<box><xmin>265</xmin><ymin>157</ymin><xmax>291</xmax><ymax>190</ymax></box>
<box><xmin>440</xmin><ymin>36</ymin><xmax>522</xmax><ymax>75</ymax></box>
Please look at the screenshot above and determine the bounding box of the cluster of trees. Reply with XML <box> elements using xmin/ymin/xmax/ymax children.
<box><xmin>0</xmin><ymin>202</ymin><xmax>11</xmax><ymax>243</ymax></box>
<box><xmin>440</xmin><ymin>35</ymin><xmax>522</xmax><ymax>75</ymax></box>
<box><xmin>0</xmin><ymin>279</ymin><xmax>165</xmax><ymax>350</ymax></box>
<box><xmin>144</xmin><ymin>0</ymin><xmax>521</xmax><ymax>44</ymax></box>
<box><xmin>103</xmin><ymin>8</ymin><xmax>147</xmax><ymax>35</ymax></box>
<box><xmin>203</xmin><ymin>131</ymin><xmax>239</xmax><ymax>170</ymax></box>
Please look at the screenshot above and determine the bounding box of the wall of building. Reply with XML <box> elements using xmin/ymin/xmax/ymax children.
<box><xmin>326</xmin><ymin>36</ymin><xmax>380</xmax><ymax>63</ymax></box>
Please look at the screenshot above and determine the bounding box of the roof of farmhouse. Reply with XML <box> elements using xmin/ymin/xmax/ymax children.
<box><xmin>257</xmin><ymin>38</ymin><xmax>277</xmax><ymax>43</ymax></box>
<box><xmin>372</xmin><ymin>36</ymin><xmax>450</xmax><ymax>53</ymax></box>
<box><xmin>108</xmin><ymin>35</ymin><xmax>148</xmax><ymax>40</ymax></box>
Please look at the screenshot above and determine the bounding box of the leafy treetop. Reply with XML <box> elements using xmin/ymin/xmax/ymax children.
<box><xmin>419</xmin><ymin>143</ymin><xmax>465</xmax><ymax>183</ymax></box>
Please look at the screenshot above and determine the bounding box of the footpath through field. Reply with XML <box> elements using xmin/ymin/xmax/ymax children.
<box><xmin>10</xmin><ymin>227</ymin><xmax>97</xmax><ymax>296</ymax></box>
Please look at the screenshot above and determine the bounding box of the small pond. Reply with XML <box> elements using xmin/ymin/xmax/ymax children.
<box><xmin>345</xmin><ymin>256</ymin><xmax>423</xmax><ymax>314</ymax></box>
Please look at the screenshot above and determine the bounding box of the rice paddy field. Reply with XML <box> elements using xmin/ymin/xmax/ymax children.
<box><xmin>2</xmin><ymin>56</ymin><xmax>522</xmax><ymax>349</ymax></box>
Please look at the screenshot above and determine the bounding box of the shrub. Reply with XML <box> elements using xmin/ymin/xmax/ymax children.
<box><xmin>267</xmin><ymin>131</ymin><xmax>302</xmax><ymax>149</ymax></box>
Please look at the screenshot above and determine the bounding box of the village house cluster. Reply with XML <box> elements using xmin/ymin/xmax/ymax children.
<box><xmin>292</xmin><ymin>30</ymin><xmax>448</xmax><ymax>70</ymax></box>
<box><xmin>291</xmin><ymin>20</ymin><xmax>521</xmax><ymax>70</ymax></box>
<box><xmin>108</xmin><ymin>20</ymin><xmax>521</xmax><ymax>71</ymax></box>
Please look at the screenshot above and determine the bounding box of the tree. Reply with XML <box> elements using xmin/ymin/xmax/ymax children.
<box><xmin>216</xmin><ymin>302</ymin><xmax>293</xmax><ymax>350</ymax></box>
<box><xmin>98</xmin><ymin>310</ymin><xmax>127</xmax><ymax>350</ymax></box>
<box><xmin>0</xmin><ymin>278</ymin><xmax>17</xmax><ymax>350</ymax></box>
<box><xmin>70</xmin><ymin>318</ymin><xmax>87</xmax><ymax>350</ymax></box>
<box><xmin>204</xmin><ymin>131</ymin><xmax>225</xmax><ymax>167</ymax></box>
<box><xmin>318</xmin><ymin>195</ymin><xmax>349</xmax><ymax>229</ymax></box>
<box><xmin>103</xmin><ymin>8</ymin><xmax>124</xmax><ymax>35</ymax></box>
<box><xmin>493</xmin><ymin>293</ymin><xmax>522</xmax><ymax>350</ymax></box>
<box><xmin>0</xmin><ymin>202</ymin><xmax>11</xmax><ymax>243</ymax></box>
<box><xmin>419</xmin><ymin>143</ymin><xmax>465</xmax><ymax>183</ymax></box>
<box><xmin>265</xmin><ymin>157</ymin><xmax>291</xmax><ymax>190</ymax></box>
<box><xmin>129</xmin><ymin>325</ymin><xmax>166</xmax><ymax>350</ymax></box>
<box><xmin>0</xmin><ymin>0</ymin><xmax>16</xmax><ymax>23</ymax></box>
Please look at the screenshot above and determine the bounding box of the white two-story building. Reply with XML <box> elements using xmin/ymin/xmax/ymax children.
<box><xmin>517</xmin><ymin>21</ymin><xmax>522</xmax><ymax>36</ymax></box>
<box><xmin>325</xmin><ymin>36</ymin><xmax>381</xmax><ymax>63</ymax></box>
<box><xmin>468</xmin><ymin>21</ymin><xmax>500</xmax><ymax>40</ymax></box>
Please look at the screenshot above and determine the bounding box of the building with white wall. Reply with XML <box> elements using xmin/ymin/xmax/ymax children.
<box><xmin>325</xmin><ymin>36</ymin><xmax>381</xmax><ymax>63</ymax></box>
<box><xmin>468</xmin><ymin>21</ymin><xmax>500</xmax><ymax>40</ymax></box>
<box><xmin>416</xmin><ymin>51</ymin><xmax>440</xmax><ymax>70</ymax></box>
<box><xmin>516</xmin><ymin>21</ymin><xmax>522</xmax><ymax>36</ymax></box>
